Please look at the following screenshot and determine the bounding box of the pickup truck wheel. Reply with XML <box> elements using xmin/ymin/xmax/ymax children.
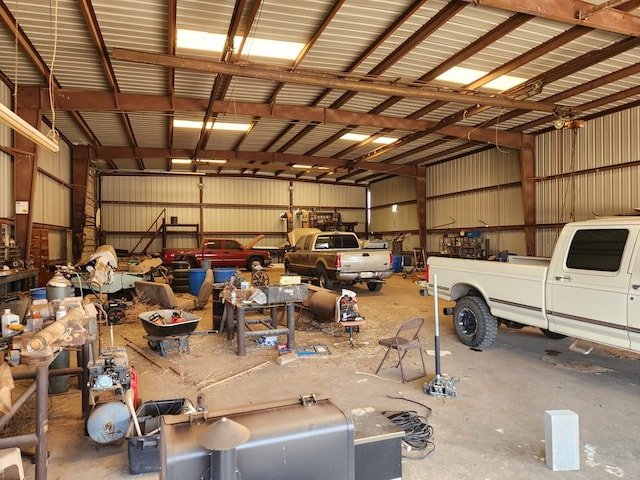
<box><xmin>247</xmin><ymin>257</ymin><xmax>264</xmax><ymax>271</ymax></box>
<box><xmin>284</xmin><ymin>260</ymin><xmax>293</xmax><ymax>274</ymax></box>
<box><xmin>317</xmin><ymin>266</ymin><xmax>333</xmax><ymax>289</ymax></box>
<box><xmin>452</xmin><ymin>296</ymin><xmax>498</xmax><ymax>348</ymax></box>
<box><xmin>540</xmin><ymin>328</ymin><xmax>567</xmax><ymax>339</ymax></box>
<box><xmin>176</xmin><ymin>255</ymin><xmax>197</xmax><ymax>268</ymax></box>
<box><xmin>367</xmin><ymin>282</ymin><xmax>383</xmax><ymax>292</ymax></box>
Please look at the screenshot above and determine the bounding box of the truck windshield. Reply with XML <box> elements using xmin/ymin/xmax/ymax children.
<box><xmin>566</xmin><ymin>228</ymin><xmax>628</xmax><ymax>272</ymax></box>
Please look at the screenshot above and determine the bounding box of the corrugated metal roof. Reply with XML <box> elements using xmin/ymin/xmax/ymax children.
<box><xmin>1</xmin><ymin>0</ymin><xmax>640</xmax><ymax>185</ymax></box>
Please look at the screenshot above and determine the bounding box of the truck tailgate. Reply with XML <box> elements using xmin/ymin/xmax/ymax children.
<box><xmin>338</xmin><ymin>250</ymin><xmax>390</xmax><ymax>273</ymax></box>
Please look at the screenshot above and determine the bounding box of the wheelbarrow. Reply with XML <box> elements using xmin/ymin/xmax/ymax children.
<box><xmin>139</xmin><ymin>310</ymin><xmax>201</xmax><ymax>357</ymax></box>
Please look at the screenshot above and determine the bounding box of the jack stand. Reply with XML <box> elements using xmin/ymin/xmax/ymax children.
<box><xmin>424</xmin><ymin>373</ymin><xmax>459</xmax><ymax>398</ymax></box>
<box><xmin>424</xmin><ymin>273</ymin><xmax>459</xmax><ymax>398</ymax></box>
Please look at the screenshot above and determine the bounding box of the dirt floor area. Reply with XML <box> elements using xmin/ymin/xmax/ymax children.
<box><xmin>5</xmin><ymin>264</ymin><xmax>640</xmax><ymax>479</ymax></box>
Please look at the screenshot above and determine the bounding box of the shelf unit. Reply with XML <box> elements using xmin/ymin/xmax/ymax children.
<box><xmin>440</xmin><ymin>231</ymin><xmax>488</xmax><ymax>259</ymax></box>
<box><xmin>30</xmin><ymin>228</ymin><xmax>49</xmax><ymax>269</ymax></box>
<box><xmin>309</xmin><ymin>209</ymin><xmax>358</xmax><ymax>232</ymax></box>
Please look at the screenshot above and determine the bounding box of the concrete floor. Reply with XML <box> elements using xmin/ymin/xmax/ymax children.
<box><xmin>7</xmin><ymin>264</ymin><xmax>640</xmax><ymax>479</ymax></box>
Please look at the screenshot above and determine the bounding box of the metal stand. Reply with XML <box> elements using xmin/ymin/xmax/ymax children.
<box><xmin>144</xmin><ymin>334</ymin><xmax>191</xmax><ymax>357</ymax></box>
<box><xmin>424</xmin><ymin>274</ymin><xmax>459</xmax><ymax>398</ymax></box>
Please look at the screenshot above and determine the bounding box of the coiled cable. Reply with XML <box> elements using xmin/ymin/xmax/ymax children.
<box><xmin>383</xmin><ymin>394</ymin><xmax>435</xmax><ymax>459</ymax></box>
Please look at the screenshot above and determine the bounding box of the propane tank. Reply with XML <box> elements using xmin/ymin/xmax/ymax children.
<box><xmin>46</xmin><ymin>269</ymin><xmax>72</xmax><ymax>301</ymax></box>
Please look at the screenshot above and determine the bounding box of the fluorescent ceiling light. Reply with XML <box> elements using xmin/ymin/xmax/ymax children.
<box><xmin>436</xmin><ymin>66</ymin><xmax>526</xmax><ymax>91</ymax></box>
<box><xmin>0</xmin><ymin>102</ymin><xmax>59</xmax><ymax>153</ymax></box>
<box><xmin>174</xmin><ymin>119</ymin><xmax>250</xmax><ymax>131</ymax></box>
<box><xmin>171</xmin><ymin>158</ymin><xmax>192</xmax><ymax>164</ymax></box>
<box><xmin>198</xmin><ymin>159</ymin><xmax>227</xmax><ymax>164</ymax></box>
<box><xmin>177</xmin><ymin>29</ymin><xmax>305</xmax><ymax>60</ymax></box>
<box><xmin>340</xmin><ymin>133</ymin><xmax>396</xmax><ymax>145</ymax></box>
<box><xmin>292</xmin><ymin>164</ymin><xmax>312</xmax><ymax>169</ymax></box>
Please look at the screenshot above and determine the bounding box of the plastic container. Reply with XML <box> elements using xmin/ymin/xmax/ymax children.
<box><xmin>30</xmin><ymin>287</ymin><xmax>47</xmax><ymax>300</ymax></box>
<box><xmin>1</xmin><ymin>309</ymin><xmax>20</xmax><ymax>337</ymax></box>
<box><xmin>126</xmin><ymin>398</ymin><xmax>186</xmax><ymax>475</ymax></box>
<box><xmin>188</xmin><ymin>268</ymin><xmax>206</xmax><ymax>296</ymax></box>
<box><xmin>213</xmin><ymin>267</ymin><xmax>235</xmax><ymax>283</ymax></box>
<box><xmin>392</xmin><ymin>255</ymin><xmax>404</xmax><ymax>273</ymax></box>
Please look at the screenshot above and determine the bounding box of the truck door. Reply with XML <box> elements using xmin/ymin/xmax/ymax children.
<box><xmin>546</xmin><ymin>227</ymin><xmax>632</xmax><ymax>350</ymax></box>
<box><xmin>628</xmin><ymin>234</ymin><xmax>640</xmax><ymax>352</ymax></box>
<box><xmin>204</xmin><ymin>240</ymin><xmax>223</xmax><ymax>267</ymax></box>
<box><xmin>223</xmin><ymin>240</ymin><xmax>245</xmax><ymax>266</ymax></box>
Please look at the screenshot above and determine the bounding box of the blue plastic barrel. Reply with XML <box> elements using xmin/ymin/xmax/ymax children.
<box><xmin>189</xmin><ymin>268</ymin><xmax>207</xmax><ymax>295</ymax></box>
<box><xmin>213</xmin><ymin>267</ymin><xmax>235</xmax><ymax>283</ymax></box>
<box><xmin>392</xmin><ymin>255</ymin><xmax>404</xmax><ymax>273</ymax></box>
<box><xmin>30</xmin><ymin>287</ymin><xmax>47</xmax><ymax>300</ymax></box>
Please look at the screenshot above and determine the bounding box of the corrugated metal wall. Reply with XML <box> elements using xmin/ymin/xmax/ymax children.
<box><xmin>371</xmin><ymin>105</ymin><xmax>640</xmax><ymax>259</ymax></box>
<box><xmin>80</xmin><ymin>168</ymin><xmax>98</xmax><ymax>262</ymax></box>
<box><xmin>535</xmin><ymin>109</ymin><xmax>640</xmax><ymax>257</ymax></box>
<box><xmin>1</xmin><ymin>83</ymin><xmax>72</xmax><ymax>265</ymax></box>
<box><xmin>34</xmin><ymin>127</ymin><xmax>72</xmax><ymax>263</ymax></box>
<box><xmin>100</xmin><ymin>175</ymin><xmax>367</xmax><ymax>254</ymax></box>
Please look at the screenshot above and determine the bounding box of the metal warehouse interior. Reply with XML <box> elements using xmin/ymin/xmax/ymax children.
<box><xmin>1</xmin><ymin>1</ymin><xmax>640</xmax><ymax>479</ymax></box>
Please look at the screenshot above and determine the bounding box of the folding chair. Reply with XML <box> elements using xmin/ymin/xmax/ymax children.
<box><xmin>375</xmin><ymin>316</ymin><xmax>427</xmax><ymax>383</ymax></box>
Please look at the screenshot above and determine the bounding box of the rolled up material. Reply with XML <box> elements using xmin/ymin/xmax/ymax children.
<box><xmin>26</xmin><ymin>306</ymin><xmax>84</xmax><ymax>353</ymax></box>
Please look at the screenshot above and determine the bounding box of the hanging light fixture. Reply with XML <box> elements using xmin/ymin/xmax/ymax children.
<box><xmin>0</xmin><ymin>102</ymin><xmax>60</xmax><ymax>153</ymax></box>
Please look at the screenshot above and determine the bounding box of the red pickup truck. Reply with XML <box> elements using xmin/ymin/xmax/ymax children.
<box><xmin>162</xmin><ymin>237</ymin><xmax>272</xmax><ymax>271</ymax></box>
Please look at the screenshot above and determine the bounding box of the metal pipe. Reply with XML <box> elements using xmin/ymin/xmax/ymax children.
<box><xmin>0</xmin><ymin>433</ymin><xmax>38</xmax><ymax>449</ymax></box>
<box><xmin>26</xmin><ymin>306</ymin><xmax>84</xmax><ymax>353</ymax></box>
<box><xmin>0</xmin><ymin>380</ymin><xmax>37</xmax><ymax>430</ymax></box>
<box><xmin>35</xmin><ymin>365</ymin><xmax>49</xmax><ymax>480</ymax></box>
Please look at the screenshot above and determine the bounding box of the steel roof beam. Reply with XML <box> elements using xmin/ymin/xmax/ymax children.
<box><xmin>111</xmin><ymin>48</ymin><xmax>576</xmax><ymax>115</ymax></box>
<box><xmin>48</xmin><ymin>89</ymin><xmax>530</xmax><ymax>149</ymax></box>
<box><xmin>460</xmin><ymin>0</ymin><xmax>640</xmax><ymax>37</ymax></box>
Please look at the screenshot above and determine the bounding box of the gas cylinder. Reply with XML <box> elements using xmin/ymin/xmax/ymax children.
<box><xmin>46</xmin><ymin>269</ymin><xmax>72</xmax><ymax>301</ymax></box>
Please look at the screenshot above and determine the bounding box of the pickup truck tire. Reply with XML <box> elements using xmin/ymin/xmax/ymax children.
<box><xmin>540</xmin><ymin>328</ymin><xmax>567</xmax><ymax>340</ymax></box>
<box><xmin>175</xmin><ymin>254</ymin><xmax>197</xmax><ymax>268</ymax></box>
<box><xmin>367</xmin><ymin>282</ymin><xmax>383</xmax><ymax>292</ymax></box>
<box><xmin>247</xmin><ymin>257</ymin><xmax>264</xmax><ymax>271</ymax></box>
<box><xmin>452</xmin><ymin>296</ymin><xmax>498</xmax><ymax>348</ymax></box>
<box><xmin>283</xmin><ymin>259</ymin><xmax>293</xmax><ymax>274</ymax></box>
<box><xmin>317</xmin><ymin>265</ymin><xmax>333</xmax><ymax>289</ymax></box>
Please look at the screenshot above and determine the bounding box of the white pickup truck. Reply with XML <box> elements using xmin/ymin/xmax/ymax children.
<box><xmin>284</xmin><ymin>231</ymin><xmax>393</xmax><ymax>291</ymax></box>
<box><xmin>427</xmin><ymin>217</ymin><xmax>640</xmax><ymax>353</ymax></box>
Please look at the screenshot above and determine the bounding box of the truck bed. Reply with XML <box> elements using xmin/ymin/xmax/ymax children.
<box><xmin>428</xmin><ymin>256</ymin><xmax>549</xmax><ymax>329</ymax></box>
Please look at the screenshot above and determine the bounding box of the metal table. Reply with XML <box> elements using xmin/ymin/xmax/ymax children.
<box><xmin>223</xmin><ymin>299</ymin><xmax>296</xmax><ymax>356</ymax></box>
<box><xmin>0</xmin><ymin>268</ymin><xmax>38</xmax><ymax>295</ymax></box>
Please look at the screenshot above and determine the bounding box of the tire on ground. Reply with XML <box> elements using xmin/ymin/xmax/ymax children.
<box><xmin>367</xmin><ymin>281</ymin><xmax>383</xmax><ymax>292</ymax></box>
<box><xmin>172</xmin><ymin>277</ymin><xmax>189</xmax><ymax>287</ymax></box>
<box><xmin>173</xmin><ymin>268</ymin><xmax>190</xmax><ymax>279</ymax></box>
<box><xmin>317</xmin><ymin>265</ymin><xmax>333</xmax><ymax>289</ymax></box>
<box><xmin>452</xmin><ymin>296</ymin><xmax>498</xmax><ymax>348</ymax></box>
<box><xmin>172</xmin><ymin>284</ymin><xmax>190</xmax><ymax>294</ymax></box>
